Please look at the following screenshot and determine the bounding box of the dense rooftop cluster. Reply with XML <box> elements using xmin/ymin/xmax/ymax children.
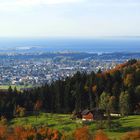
<box><xmin>1</xmin><ymin>52</ymin><xmax>139</xmax><ymax>86</ymax></box>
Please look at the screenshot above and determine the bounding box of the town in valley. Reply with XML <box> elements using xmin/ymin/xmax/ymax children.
<box><xmin>0</xmin><ymin>52</ymin><xmax>140</xmax><ymax>87</ymax></box>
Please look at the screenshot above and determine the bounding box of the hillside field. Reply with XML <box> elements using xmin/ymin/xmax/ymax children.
<box><xmin>9</xmin><ymin>113</ymin><xmax>140</xmax><ymax>139</ymax></box>
<box><xmin>0</xmin><ymin>85</ymin><xmax>32</xmax><ymax>91</ymax></box>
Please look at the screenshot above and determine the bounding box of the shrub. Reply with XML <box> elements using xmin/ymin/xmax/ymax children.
<box><xmin>74</xmin><ymin>126</ymin><xmax>92</xmax><ymax>140</ymax></box>
<box><xmin>95</xmin><ymin>120</ymin><xmax>106</xmax><ymax>129</ymax></box>
<box><xmin>14</xmin><ymin>105</ymin><xmax>26</xmax><ymax>117</ymax></box>
<box><xmin>0</xmin><ymin>116</ymin><xmax>7</xmax><ymax>125</ymax></box>
<box><xmin>61</xmin><ymin>131</ymin><xmax>74</xmax><ymax>140</ymax></box>
<box><xmin>0</xmin><ymin>125</ymin><xmax>7</xmax><ymax>139</ymax></box>
<box><xmin>0</xmin><ymin>125</ymin><xmax>62</xmax><ymax>140</ymax></box>
<box><xmin>121</xmin><ymin>130</ymin><xmax>140</xmax><ymax>140</ymax></box>
<box><xmin>94</xmin><ymin>130</ymin><xmax>110</xmax><ymax>140</ymax></box>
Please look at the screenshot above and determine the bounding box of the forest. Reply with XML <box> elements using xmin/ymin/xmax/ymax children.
<box><xmin>0</xmin><ymin>59</ymin><xmax>140</xmax><ymax>119</ymax></box>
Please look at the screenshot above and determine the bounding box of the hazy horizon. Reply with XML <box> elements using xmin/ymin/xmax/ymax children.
<box><xmin>0</xmin><ymin>37</ymin><xmax>140</xmax><ymax>53</ymax></box>
<box><xmin>0</xmin><ymin>0</ymin><xmax>140</xmax><ymax>38</ymax></box>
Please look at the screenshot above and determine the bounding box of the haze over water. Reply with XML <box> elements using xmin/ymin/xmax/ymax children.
<box><xmin>0</xmin><ymin>38</ymin><xmax>140</xmax><ymax>53</ymax></box>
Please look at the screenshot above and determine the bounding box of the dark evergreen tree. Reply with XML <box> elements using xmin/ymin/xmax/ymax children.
<box><xmin>8</xmin><ymin>86</ymin><xmax>13</xmax><ymax>93</ymax></box>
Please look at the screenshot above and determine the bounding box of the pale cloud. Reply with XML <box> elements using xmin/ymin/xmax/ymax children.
<box><xmin>0</xmin><ymin>0</ymin><xmax>140</xmax><ymax>12</ymax></box>
<box><xmin>0</xmin><ymin>0</ymin><xmax>84</xmax><ymax>11</ymax></box>
<box><xmin>86</xmin><ymin>0</ymin><xmax>140</xmax><ymax>7</ymax></box>
<box><xmin>0</xmin><ymin>0</ymin><xmax>140</xmax><ymax>37</ymax></box>
<box><xmin>18</xmin><ymin>0</ymin><xmax>84</xmax><ymax>5</ymax></box>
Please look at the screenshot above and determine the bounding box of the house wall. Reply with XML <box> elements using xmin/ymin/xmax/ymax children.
<box><xmin>82</xmin><ymin>112</ymin><xmax>93</xmax><ymax>121</ymax></box>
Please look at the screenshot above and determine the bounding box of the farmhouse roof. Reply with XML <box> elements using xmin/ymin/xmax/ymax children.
<box><xmin>81</xmin><ymin>109</ymin><xmax>90</xmax><ymax>115</ymax></box>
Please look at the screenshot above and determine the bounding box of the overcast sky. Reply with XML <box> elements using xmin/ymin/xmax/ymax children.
<box><xmin>0</xmin><ymin>0</ymin><xmax>140</xmax><ymax>38</ymax></box>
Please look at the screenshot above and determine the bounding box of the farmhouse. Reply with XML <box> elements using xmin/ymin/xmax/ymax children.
<box><xmin>81</xmin><ymin>108</ymin><xmax>104</xmax><ymax>121</ymax></box>
<box><xmin>81</xmin><ymin>109</ymin><xmax>93</xmax><ymax>121</ymax></box>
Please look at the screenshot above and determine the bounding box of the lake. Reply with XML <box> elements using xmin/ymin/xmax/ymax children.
<box><xmin>0</xmin><ymin>37</ymin><xmax>140</xmax><ymax>53</ymax></box>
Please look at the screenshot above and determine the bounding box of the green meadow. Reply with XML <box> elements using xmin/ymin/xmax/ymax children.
<box><xmin>0</xmin><ymin>85</ymin><xmax>32</xmax><ymax>91</ymax></box>
<box><xmin>8</xmin><ymin>113</ymin><xmax>140</xmax><ymax>139</ymax></box>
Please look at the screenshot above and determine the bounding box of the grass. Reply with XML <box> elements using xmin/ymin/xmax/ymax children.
<box><xmin>0</xmin><ymin>85</ymin><xmax>32</xmax><ymax>91</ymax></box>
<box><xmin>9</xmin><ymin>113</ymin><xmax>140</xmax><ymax>139</ymax></box>
<box><xmin>9</xmin><ymin>113</ymin><xmax>81</xmax><ymax>132</ymax></box>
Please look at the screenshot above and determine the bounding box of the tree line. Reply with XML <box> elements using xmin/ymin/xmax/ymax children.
<box><xmin>0</xmin><ymin>59</ymin><xmax>140</xmax><ymax>119</ymax></box>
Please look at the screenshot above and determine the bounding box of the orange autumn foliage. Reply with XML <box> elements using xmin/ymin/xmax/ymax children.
<box><xmin>0</xmin><ymin>124</ymin><xmax>139</xmax><ymax>140</ymax></box>
<box><xmin>124</xmin><ymin>74</ymin><xmax>134</xmax><ymax>87</ymax></box>
<box><xmin>92</xmin><ymin>85</ymin><xmax>97</xmax><ymax>93</ymax></box>
<box><xmin>95</xmin><ymin>130</ymin><xmax>110</xmax><ymax>140</ymax></box>
<box><xmin>74</xmin><ymin>126</ymin><xmax>91</xmax><ymax>140</ymax></box>
<box><xmin>0</xmin><ymin>125</ymin><xmax>61</xmax><ymax>140</ymax></box>
<box><xmin>34</xmin><ymin>100</ymin><xmax>43</xmax><ymax>111</ymax></box>
<box><xmin>0</xmin><ymin>125</ymin><xmax>7</xmax><ymax>139</ymax></box>
<box><xmin>121</xmin><ymin>130</ymin><xmax>140</xmax><ymax>140</ymax></box>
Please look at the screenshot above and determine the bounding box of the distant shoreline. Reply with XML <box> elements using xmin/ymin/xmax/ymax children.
<box><xmin>0</xmin><ymin>38</ymin><xmax>140</xmax><ymax>53</ymax></box>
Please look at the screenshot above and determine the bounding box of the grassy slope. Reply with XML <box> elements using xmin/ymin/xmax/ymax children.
<box><xmin>10</xmin><ymin>113</ymin><xmax>79</xmax><ymax>132</ymax></box>
<box><xmin>0</xmin><ymin>85</ymin><xmax>32</xmax><ymax>91</ymax></box>
<box><xmin>105</xmin><ymin>116</ymin><xmax>140</xmax><ymax>139</ymax></box>
<box><xmin>9</xmin><ymin>113</ymin><xmax>140</xmax><ymax>139</ymax></box>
